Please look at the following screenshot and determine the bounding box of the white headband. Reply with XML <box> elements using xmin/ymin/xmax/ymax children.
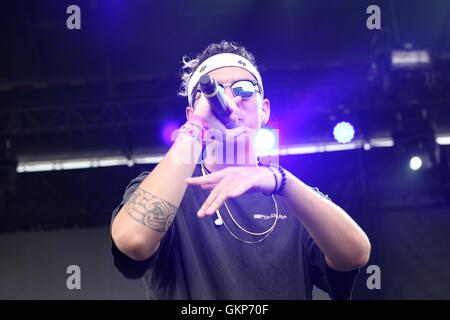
<box><xmin>187</xmin><ymin>53</ymin><xmax>264</xmax><ymax>106</ymax></box>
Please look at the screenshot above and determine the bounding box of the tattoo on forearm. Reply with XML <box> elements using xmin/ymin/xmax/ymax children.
<box><xmin>125</xmin><ymin>188</ymin><xmax>178</xmax><ymax>232</ymax></box>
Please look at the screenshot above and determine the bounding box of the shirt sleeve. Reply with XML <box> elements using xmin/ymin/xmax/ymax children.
<box><xmin>110</xmin><ymin>171</ymin><xmax>163</xmax><ymax>279</ymax></box>
<box><xmin>302</xmin><ymin>187</ymin><xmax>360</xmax><ymax>300</ymax></box>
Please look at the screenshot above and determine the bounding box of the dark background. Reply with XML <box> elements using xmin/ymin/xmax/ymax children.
<box><xmin>0</xmin><ymin>0</ymin><xmax>449</xmax><ymax>299</ymax></box>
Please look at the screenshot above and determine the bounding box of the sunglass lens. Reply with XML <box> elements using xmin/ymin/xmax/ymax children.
<box><xmin>232</xmin><ymin>81</ymin><xmax>256</xmax><ymax>98</ymax></box>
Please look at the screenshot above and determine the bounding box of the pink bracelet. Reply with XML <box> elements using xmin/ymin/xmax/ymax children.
<box><xmin>188</xmin><ymin>114</ymin><xmax>209</xmax><ymax>131</ymax></box>
<box><xmin>178</xmin><ymin>119</ymin><xmax>211</xmax><ymax>146</ymax></box>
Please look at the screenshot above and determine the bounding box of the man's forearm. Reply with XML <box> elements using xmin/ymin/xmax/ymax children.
<box><xmin>111</xmin><ymin>133</ymin><xmax>203</xmax><ymax>261</ymax></box>
<box><xmin>281</xmin><ymin>170</ymin><xmax>371</xmax><ymax>271</ymax></box>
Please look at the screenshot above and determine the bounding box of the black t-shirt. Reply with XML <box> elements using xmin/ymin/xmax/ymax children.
<box><xmin>111</xmin><ymin>165</ymin><xmax>359</xmax><ymax>300</ymax></box>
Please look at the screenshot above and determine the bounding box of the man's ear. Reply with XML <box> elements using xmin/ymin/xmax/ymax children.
<box><xmin>186</xmin><ymin>106</ymin><xmax>194</xmax><ymax>121</ymax></box>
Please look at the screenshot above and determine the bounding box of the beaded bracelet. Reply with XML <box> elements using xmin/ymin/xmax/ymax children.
<box><xmin>262</xmin><ymin>165</ymin><xmax>278</xmax><ymax>196</ymax></box>
<box><xmin>258</xmin><ymin>161</ymin><xmax>287</xmax><ymax>195</ymax></box>
<box><xmin>276</xmin><ymin>164</ymin><xmax>287</xmax><ymax>195</ymax></box>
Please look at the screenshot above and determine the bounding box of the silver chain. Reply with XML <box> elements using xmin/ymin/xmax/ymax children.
<box><xmin>200</xmin><ymin>161</ymin><xmax>279</xmax><ymax>244</ymax></box>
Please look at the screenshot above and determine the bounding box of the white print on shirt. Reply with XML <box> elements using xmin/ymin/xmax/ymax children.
<box><xmin>253</xmin><ymin>214</ymin><xmax>287</xmax><ymax>220</ymax></box>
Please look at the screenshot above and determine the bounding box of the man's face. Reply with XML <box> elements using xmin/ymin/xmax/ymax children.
<box><xmin>205</xmin><ymin>66</ymin><xmax>270</xmax><ymax>130</ymax></box>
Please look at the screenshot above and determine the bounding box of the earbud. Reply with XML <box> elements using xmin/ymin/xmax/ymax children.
<box><xmin>261</xmin><ymin>114</ymin><xmax>267</xmax><ymax>125</ymax></box>
<box><xmin>214</xmin><ymin>217</ymin><xmax>223</xmax><ymax>226</ymax></box>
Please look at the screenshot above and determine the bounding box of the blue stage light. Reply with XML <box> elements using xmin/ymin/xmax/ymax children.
<box><xmin>333</xmin><ymin>122</ymin><xmax>355</xmax><ymax>144</ymax></box>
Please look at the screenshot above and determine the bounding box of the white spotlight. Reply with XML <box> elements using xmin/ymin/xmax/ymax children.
<box><xmin>254</xmin><ymin>128</ymin><xmax>276</xmax><ymax>154</ymax></box>
<box><xmin>409</xmin><ymin>156</ymin><xmax>422</xmax><ymax>171</ymax></box>
<box><xmin>391</xmin><ymin>50</ymin><xmax>431</xmax><ymax>68</ymax></box>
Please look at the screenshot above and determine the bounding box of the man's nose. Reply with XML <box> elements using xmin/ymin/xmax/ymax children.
<box><xmin>223</xmin><ymin>86</ymin><xmax>234</xmax><ymax>98</ymax></box>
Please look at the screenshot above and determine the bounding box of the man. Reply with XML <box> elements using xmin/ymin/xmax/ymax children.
<box><xmin>110</xmin><ymin>40</ymin><xmax>371</xmax><ymax>299</ymax></box>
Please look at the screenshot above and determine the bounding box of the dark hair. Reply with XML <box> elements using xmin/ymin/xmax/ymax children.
<box><xmin>178</xmin><ymin>40</ymin><xmax>258</xmax><ymax>98</ymax></box>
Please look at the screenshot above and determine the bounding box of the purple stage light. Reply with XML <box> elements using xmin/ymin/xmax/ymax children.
<box><xmin>161</xmin><ymin>121</ymin><xmax>180</xmax><ymax>146</ymax></box>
